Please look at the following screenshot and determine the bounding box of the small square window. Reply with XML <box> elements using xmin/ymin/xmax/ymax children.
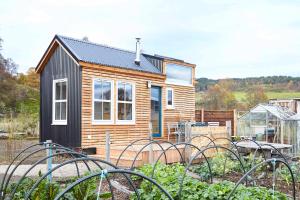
<box><xmin>166</xmin><ymin>88</ymin><xmax>174</xmax><ymax>109</ymax></box>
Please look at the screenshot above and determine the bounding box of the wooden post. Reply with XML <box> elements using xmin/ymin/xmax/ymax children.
<box><xmin>105</xmin><ymin>131</ymin><xmax>110</xmax><ymax>162</ymax></box>
<box><xmin>233</xmin><ymin>109</ymin><xmax>237</xmax><ymax>136</ymax></box>
<box><xmin>226</xmin><ymin>120</ymin><xmax>231</xmax><ymax>138</ymax></box>
<box><xmin>201</xmin><ymin>108</ymin><xmax>204</xmax><ymax>122</ymax></box>
<box><xmin>148</xmin><ymin>122</ymin><xmax>154</xmax><ymax>164</ymax></box>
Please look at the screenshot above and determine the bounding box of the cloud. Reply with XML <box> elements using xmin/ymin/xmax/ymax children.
<box><xmin>0</xmin><ymin>0</ymin><xmax>299</xmax><ymax>78</ymax></box>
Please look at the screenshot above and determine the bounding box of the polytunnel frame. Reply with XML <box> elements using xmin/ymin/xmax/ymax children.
<box><xmin>24</xmin><ymin>157</ymin><xmax>141</xmax><ymax>200</ymax></box>
<box><xmin>150</xmin><ymin>142</ymin><xmax>213</xmax><ymax>183</ymax></box>
<box><xmin>178</xmin><ymin>145</ymin><xmax>246</xmax><ymax>200</ymax></box>
<box><xmin>9</xmin><ymin>151</ymin><xmax>112</xmax><ymax>200</ymax></box>
<box><xmin>53</xmin><ymin>169</ymin><xmax>174</xmax><ymax>200</ymax></box>
<box><xmin>1</xmin><ymin>144</ymin><xmax>87</xmax><ymax>200</ymax></box>
<box><xmin>0</xmin><ymin>141</ymin><xmax>87</xmax><ymax>196</ymax></box>
<box><xmin>129</xmin><ymin>140</ymin><xmax>181</xmax><ymax>170</ymax></box>
<box><xmin>116</xmin><ymin>138</ymin><xmax>167</xmax><ymax>168</ymax></box>
<box><xmin>227</xmin><ymin>158</ymin><xmax>296</xmax><ymax>200</ymax></box>
<box><xmin>0</xmin><ymin>142</ymin><xmax>43</xmax><ymax>197</ymax></box>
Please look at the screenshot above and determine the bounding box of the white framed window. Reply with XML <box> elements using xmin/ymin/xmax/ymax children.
<box><xmin>166</xmin><ymin>88</ymin><xmax>174</xmax><ymax>109</ymax></box>
<box><xmin>92</xmin><ymin>78</ymin><xmax>114</xmax><ymax>124</ymax></box>
<box><xmin>166</xmin><ymin>63</ymin><xmax>192</xmax><ymax>86</ymax></box>
<box><xmin>52</xmin><ymin>78</ymin><xmax>67</xmax><ymax>125</ymax></box>
<box><xmin>116</xmin><ymin>81</ymin><xmax>135</xmax><ymax>124</ymax></box>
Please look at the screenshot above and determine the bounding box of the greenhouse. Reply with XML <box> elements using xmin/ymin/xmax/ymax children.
<box><xmin>237</xmin><ymin>104</ymin><xmax>300</xmax><ymax>154</ymax></box>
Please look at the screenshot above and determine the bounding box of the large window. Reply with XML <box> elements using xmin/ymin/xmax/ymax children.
<box><xmin>117</xmin><ymin>81</ymin><xmax>135</xmax><ymax>124</ymax></box>
<box><xmin>52</xmin><ymin>79</ymin><xmax>67</xmax><ymax>125</ymax></box>
<box><xmin>166</xmin><ymin>63</ymin><xmax>192</xmax><ymax>86</ymax></box>
<box><xmin>93</xmin><ymin>79</ymin><xmax>113</xmax><ymax>124</ymax></box>
<box><xmin>166</xmin><ymin>88</ymin><xmax>174</xmax><ymax>109</ymax></box>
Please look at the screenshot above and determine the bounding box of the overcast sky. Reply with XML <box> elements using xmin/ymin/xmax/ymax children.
<box><xmin>1</xmin><ymin>0</ymin><xmax>300</xmax><ymax>78</ymax></box>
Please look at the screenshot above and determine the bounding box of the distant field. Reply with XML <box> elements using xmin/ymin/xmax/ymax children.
<box><xmin>196</xmin><ymin>91</ymin><xmax>300</xmax><ymax>103</ymax></box>
<box><xmin>234</xmin><ymin>91</ymin><xmax>300</xmax><ymax>102</ymax></box>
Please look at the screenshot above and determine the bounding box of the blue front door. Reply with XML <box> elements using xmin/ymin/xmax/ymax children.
<box><xmin>151</xmin><ymin>86</ymin><xmax>162</xmax><ymax>137</ymax></box>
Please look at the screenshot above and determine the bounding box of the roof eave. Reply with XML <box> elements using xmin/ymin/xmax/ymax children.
<box><xmin>35</xmin><ymin>35</ymin><xmax>80</xmax><ymax>74</ymax></box>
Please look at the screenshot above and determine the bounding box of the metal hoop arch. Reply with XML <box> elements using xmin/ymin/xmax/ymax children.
<box><xmin>227</xmin><ymin>158</ymin><xmax>296</xmax><ymax>200</ymax></box>
<box><xmin>54</xmin><ymin>169</ymin><xmax>174</xmax><ymax>200</ymax></box>
<box><xmin>24</xmin><ymin>157</ymin><xmax>140</xmax><ymax>200</ymax></box>
<box><xmin>178</xmin><ymin>145</ymin><xmax>246</xmax><ymax>200</ymax></box>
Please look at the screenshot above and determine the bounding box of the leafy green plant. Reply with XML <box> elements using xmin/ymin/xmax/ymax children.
<box><xmin>191</xmin><ymin>152</ymin><xmax>240</xmax><ymax>180</ymax></box>
<box><xmin>31</xmin><ymin>179</ymin><xmax>60</xmax><ymax>200</ymax></box>
<box><xmin>132</xmin><ymin>162</ymin><xmax>289</xmax><ymax>200</ymax></box>
<box><xmin>278</xmin><ymin>161</ymin><xmax>300</xmax><ymax>184</ymax></box>
<box><xmin>7</xmin><ymin>177</ymin><xmax>35</xmax><ymax>200</ymax></box>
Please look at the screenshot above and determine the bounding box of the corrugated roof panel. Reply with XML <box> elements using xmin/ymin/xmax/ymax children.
<box><xmin>56</xmin><ymin>35</ymin><xmax>162</xmax><ymax>74</ymax></box>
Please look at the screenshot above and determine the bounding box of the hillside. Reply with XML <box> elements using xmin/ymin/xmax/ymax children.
<box><xmin>196</xmin><ymin>76</ymin><xmax>300</xmax><ymax>93</ymax></box>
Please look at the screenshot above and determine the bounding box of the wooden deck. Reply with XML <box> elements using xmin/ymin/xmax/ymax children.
<box><xmin>95</xmin><ymin>143</ymin><xmax>187</xmax><ymax>167</ymax></box>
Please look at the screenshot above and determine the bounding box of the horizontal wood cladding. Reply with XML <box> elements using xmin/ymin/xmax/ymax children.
<box><xmin>81</xmin><ymin>66</ymin><xmax>165</xmax><ymax>148</ymax></box>
<box><xmin>81</xmin><ymin>65</ymin><xmax>196</xmax><ymax>148</ymax></box>
<box><xmin>163</xmin><ymin>84</ymin><xmax>195</xmax><ymax>141</ymax></box>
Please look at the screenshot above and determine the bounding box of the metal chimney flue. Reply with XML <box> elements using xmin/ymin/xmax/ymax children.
<box><xmin>135</xmin><ymin>38</ymin><xmax>141</xmax><ymax>65</ymax></box>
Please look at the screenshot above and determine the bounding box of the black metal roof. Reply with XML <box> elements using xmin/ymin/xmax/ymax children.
<box><xmin>55</xmin><ymin>35</ymin><xmax>162</xmax><ymax>74</ymax></box>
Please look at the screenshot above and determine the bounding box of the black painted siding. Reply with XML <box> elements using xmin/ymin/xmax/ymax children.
<box><xmin>40</xmin><ymin>46</ymin><xmax>81</xmax><ymax>147</ymax></box>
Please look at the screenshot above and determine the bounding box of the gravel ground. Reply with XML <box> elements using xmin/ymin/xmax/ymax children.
<box><xmin>0</xmin><ymin>162</ymin><xmax>112</xmax><ymax>178</ymax></box>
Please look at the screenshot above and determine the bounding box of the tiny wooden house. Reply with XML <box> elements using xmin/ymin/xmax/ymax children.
<box><xmin>36</xmin><ymin>35</ymin><xmax>196</xmax><ymax>150</ymax></box>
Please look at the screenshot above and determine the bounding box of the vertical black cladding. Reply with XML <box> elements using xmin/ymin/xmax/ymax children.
<box><xmin>40</xmin><ymin>45</ymin><xmax>81</xmax><ymax>147</ymax></box>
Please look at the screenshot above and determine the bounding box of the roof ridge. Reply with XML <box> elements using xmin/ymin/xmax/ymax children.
<box><xmin>56</xmin><ymin>34</ymin><xmax>136</xmax><ymax>54</ymax></box>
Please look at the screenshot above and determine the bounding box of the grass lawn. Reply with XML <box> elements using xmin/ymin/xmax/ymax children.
<box><xmin>196</xmin><ymin>91</ymin><xmax>300</xmax><ymax>103</ymax></box>
<box><xmin>234</xmin><ymin>91</ymin><xmax>300</xmax><ymax>102</ymax></box>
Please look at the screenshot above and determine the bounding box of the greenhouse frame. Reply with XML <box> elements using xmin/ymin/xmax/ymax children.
<box><xmin>237</xmin><ymin>104</ymin><xmax>300</xmax><ymax>154</ymax></box>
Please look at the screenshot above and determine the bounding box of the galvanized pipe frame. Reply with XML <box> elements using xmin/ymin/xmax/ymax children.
<box><xmin>207</xmin><ymin>137</ymin><xmax>239</xmax><ymax>154</ymax></box>
<box><xmin>2</xmin><ymin>139</ymin><xmax>296</xmax><ymax>200</ymax></box>
<box><xmin>54</xmin><ymin>169</ymin><xmax>174</xmax><ymax>200</ymax></box>
<box><xmin>116</xmin><ymin>138</ymin><xmax>167</xmax><ymax>168</ymax></box>
<box><xmin>0</xmin><ymin>142</ymin><xmax>43</xmax><ymax>198</ymax></box>
<box><xmin>1</xmin><ymin>145</ymin><xmax>84</xmax><ymax>200</ymax></box>
<box><xmin>188</xmin><ymin>135</ymin><xmax>217</xmax><ymax>147</ymax></box>
<box><xmin>227</xmin><ymin>158</ymin><xmax>296</xmax><ymax>200</ymax></box>
<box><xmin>9</xmin><ymin>151</ymin><xmax>94</xmax><ymax>199</ymax></box>
<box><xmin>129</xmin><ymin>140</ymin><xmax>168</xmax><ymax>170</ymax></box>
<box><xmin>178</xmin><ymin>145</ymin><xmax>246</xmax><ymax>200</ymax></box>
<box><xmin>23</xmin><ymin>157</ymin><xmax>139</xmax><ymax>200</ymax></box>
<box><xmin>235</xmin><ymin>138</ymin><xmax>268</xmax><ymax>162</ymax></box>
<box><xmin>150</xmin><ymin>142</ymin><xmax>213</xmax><ymax>183</ymax></box>
<box><xmin>0</xmin><ymin>141</ymin><xmax>85</xmax><ymax>199</ymax></box>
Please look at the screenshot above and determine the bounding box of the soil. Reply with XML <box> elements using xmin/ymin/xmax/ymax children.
<box><xmin>219</xmin><ymin>171</ymin><xmax>300</xmax><ymax>199</ymax></box>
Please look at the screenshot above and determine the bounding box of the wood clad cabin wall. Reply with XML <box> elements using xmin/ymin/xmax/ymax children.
<box><xmin>81</xmin><ymin>66</ymin><xmax>165</xmax><ymax>148</ymax></box>
<box><xmin>81</xmin><ymin>65</ymin><xmax>196</xmax><ymax>148</ymax></box>
<box><xmin>163</xmin><ymin>84</ymin><xmax>195</xmax><ymax>139</ymax></box>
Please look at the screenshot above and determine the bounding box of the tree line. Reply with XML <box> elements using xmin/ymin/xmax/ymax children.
<box><xmin>0</xmin><ymin>37</ymin><xmax>39</xmax><ymax>135</ymax></box>
<box><xmin>196</xmin><ymin>76</ymin><xmax>300</xmax><ymax>92</ymax></box>
<box><xmin>196</xmin><ymin>80</ymin><xmax>269</xmax><ymax>111</ymax></box>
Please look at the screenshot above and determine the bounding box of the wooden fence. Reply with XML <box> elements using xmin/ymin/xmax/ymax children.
<box><xmin>195</xmin><ymin>109</ymin><xmax>236</xmax><ymax>135</ymax></box>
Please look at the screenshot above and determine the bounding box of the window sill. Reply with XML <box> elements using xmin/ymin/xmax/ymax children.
<box><xmin>116</xmin><ymin>120</ymin><xmax>136</xmax><ymax>125</ymax></box>
<box><xmin>166</xmin><ymin>106</ymin><xmax>175</xmax><ymax>110</ymax></box>
<box><xmin>51</xmin><ymin>122</ymin><xmax>67</xmax><ymax>126</ymax></box>
<box><xmin>92</xmin><ymin>121</ymin><xmax>114</xmax><ymax>125</ymax></box>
